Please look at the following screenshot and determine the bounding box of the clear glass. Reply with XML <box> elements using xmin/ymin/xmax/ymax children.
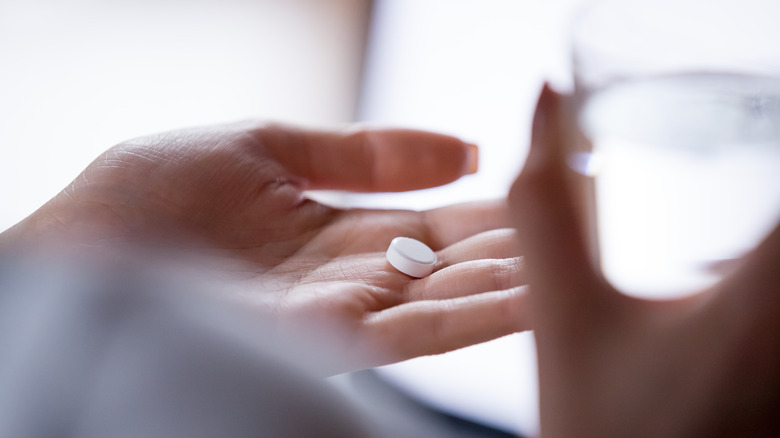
<box><xmin>572</xmin><ymin>0</ymin><xmax>780</xmax><ymax>298</ymax></box>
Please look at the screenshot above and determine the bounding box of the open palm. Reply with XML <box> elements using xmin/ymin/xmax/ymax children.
<box><xmin>9</xmin><ymin>122</ymin><xmax>528</xmax><ymax>373</ymax></box>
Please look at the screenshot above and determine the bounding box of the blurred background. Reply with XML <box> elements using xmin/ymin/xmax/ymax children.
<box><xmin>0</xmin><ymin>1</ymin><xmax>584</xmax><ymax>436</ymax></box>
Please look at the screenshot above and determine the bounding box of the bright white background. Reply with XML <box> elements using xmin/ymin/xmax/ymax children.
<box><xmin>0</xmin><ymin>0</ymin><xmax>370</xmax><ymax>230</ymax></box>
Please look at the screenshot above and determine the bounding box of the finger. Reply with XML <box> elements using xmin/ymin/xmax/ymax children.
<box><xmin>424</xmin><ymin>198</ymin><xmax>510</xmax><ymax>249</ymax></box>
<box><xmin>436</xmin><ymin>228</ymin><xmax>517</xmax><ymax>268</ymax></box>
<box><xmin>364</xmin><ymin>287</ymin><xmax>529</xmax><ymax>363</ymax></box>
<box><xmin>509</xmin><ymin>85</ymin><xmax>618</xmax><ymax>328</ymax></box>
<box><xmin>298</xmin><ymin>199</ymin><xmax>509</xmax><ymax>260</ymax></box>
<box><xmin>714</xmin><ymin>220</ymin><xmax>780</xmax><ymax>312</ymax></box>
<box><xmin>403</xmin><ymin>257</ymin><xmax>524</xmax><ymax>301</ymax></box>
<box><xmin>256</xmin><ymin>124</ymin><xmax>478</xmax><ymax>192</ymax></box>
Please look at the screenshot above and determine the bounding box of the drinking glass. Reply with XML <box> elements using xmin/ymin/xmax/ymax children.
<box><xmin>572</xmin><ymin>0</ymin><xmax>780</xmax><ymax>298</ymax></box>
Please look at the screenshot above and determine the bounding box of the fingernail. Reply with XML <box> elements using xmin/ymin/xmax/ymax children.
<box><xmin>465</xmin><ymin>143</ymin><xmax>479</xmax><ymax>174</ymax></box>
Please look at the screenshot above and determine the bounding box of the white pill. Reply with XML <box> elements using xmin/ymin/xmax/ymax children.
<box><xmin>386</xmin><ymin>237</ymin><xmax>437</xmax><ymax>278</ymax></box>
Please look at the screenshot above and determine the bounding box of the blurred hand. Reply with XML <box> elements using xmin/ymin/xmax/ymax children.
<box><xmin>510</xmin><ymin>86</ymin><xmax>780</xmax><ymax>437</ymax></box>
<box><xmin>4</xmin><ymin>122</ymin><xmax>528</xmax><ymax>373</ymax></box>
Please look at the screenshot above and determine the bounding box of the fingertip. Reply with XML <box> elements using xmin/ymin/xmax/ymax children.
<box><xmin>531</xmin><ymin>84</ymin><xmax>554</xmax><ymax>144</ymax></box>
<box><xmin>529</xmin><ymin>83</ymin><xmax>568</xmax><ymax>165</ymax></box>
<box><xmin>369</xmin><ymin>130</ymin><xmax>479</xmax><ymax>191</ymax></box>
<box><xmin>508</xmin><ymin>85</ymin><xmax>619</xmax><ymax>321</ymax></box>
<box><xmin>464</xmin><ymin>143</ymin><xmax>479</xmax><ymax>175</ymax></box>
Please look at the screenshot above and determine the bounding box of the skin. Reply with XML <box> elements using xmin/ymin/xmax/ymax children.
<box><xmin>510</xmin><ymin>86</ymin><xmax>780</xmax><ymax>437</ymax></box>
<box><xmin>0</xmin><ymin>122</ymin><xmax>529</xmax><ymax>374</ymax></box>
<box><xmin>4</xmin><ymin>90</ymin><xmax>774</xmax><ymax>436</ymax></box>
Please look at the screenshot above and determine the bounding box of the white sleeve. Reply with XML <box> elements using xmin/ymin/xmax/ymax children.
<box><xmin>0</xmin><ymin>257</ymin><xmax>379</xmax><ymax>438</ymax></box>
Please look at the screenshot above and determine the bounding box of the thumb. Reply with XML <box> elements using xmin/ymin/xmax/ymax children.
<box><xmin>256</xmin><ymin>124</ymin><xmax>479</xmax><ymax>192</ymax></box>
<box><xmin>509</xmin><ymin>85</ymin><xmax>617</xmax><ymax>330</ymax></box>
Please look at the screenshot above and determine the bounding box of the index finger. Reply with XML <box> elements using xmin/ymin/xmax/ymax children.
<box><xmin>510</xmin><ymin>86</ymin><xmax>619</xmax><ymax>327</ymax></box>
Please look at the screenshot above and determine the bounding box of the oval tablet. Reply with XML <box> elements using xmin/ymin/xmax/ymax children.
<box><xmin>386</xmin><ymin>237</ymin><xmax>437</xmax><ymax>278</ymax></box>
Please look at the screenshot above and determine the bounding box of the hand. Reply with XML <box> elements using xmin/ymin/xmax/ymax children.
<box><xmin>4</xmin><ymin>122</ymin><xmax>528</xmax><ymax>373</ymax></box>
<box><xmin>510</xmin><ymin>87</ymin><xmax>780</xmax><ymax>437</ymax></box>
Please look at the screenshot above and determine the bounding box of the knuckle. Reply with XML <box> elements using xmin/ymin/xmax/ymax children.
<box><xmin>489</xmin><ymin>258</ymin><xmax>522</xmax><ymax>291</ymax></box>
